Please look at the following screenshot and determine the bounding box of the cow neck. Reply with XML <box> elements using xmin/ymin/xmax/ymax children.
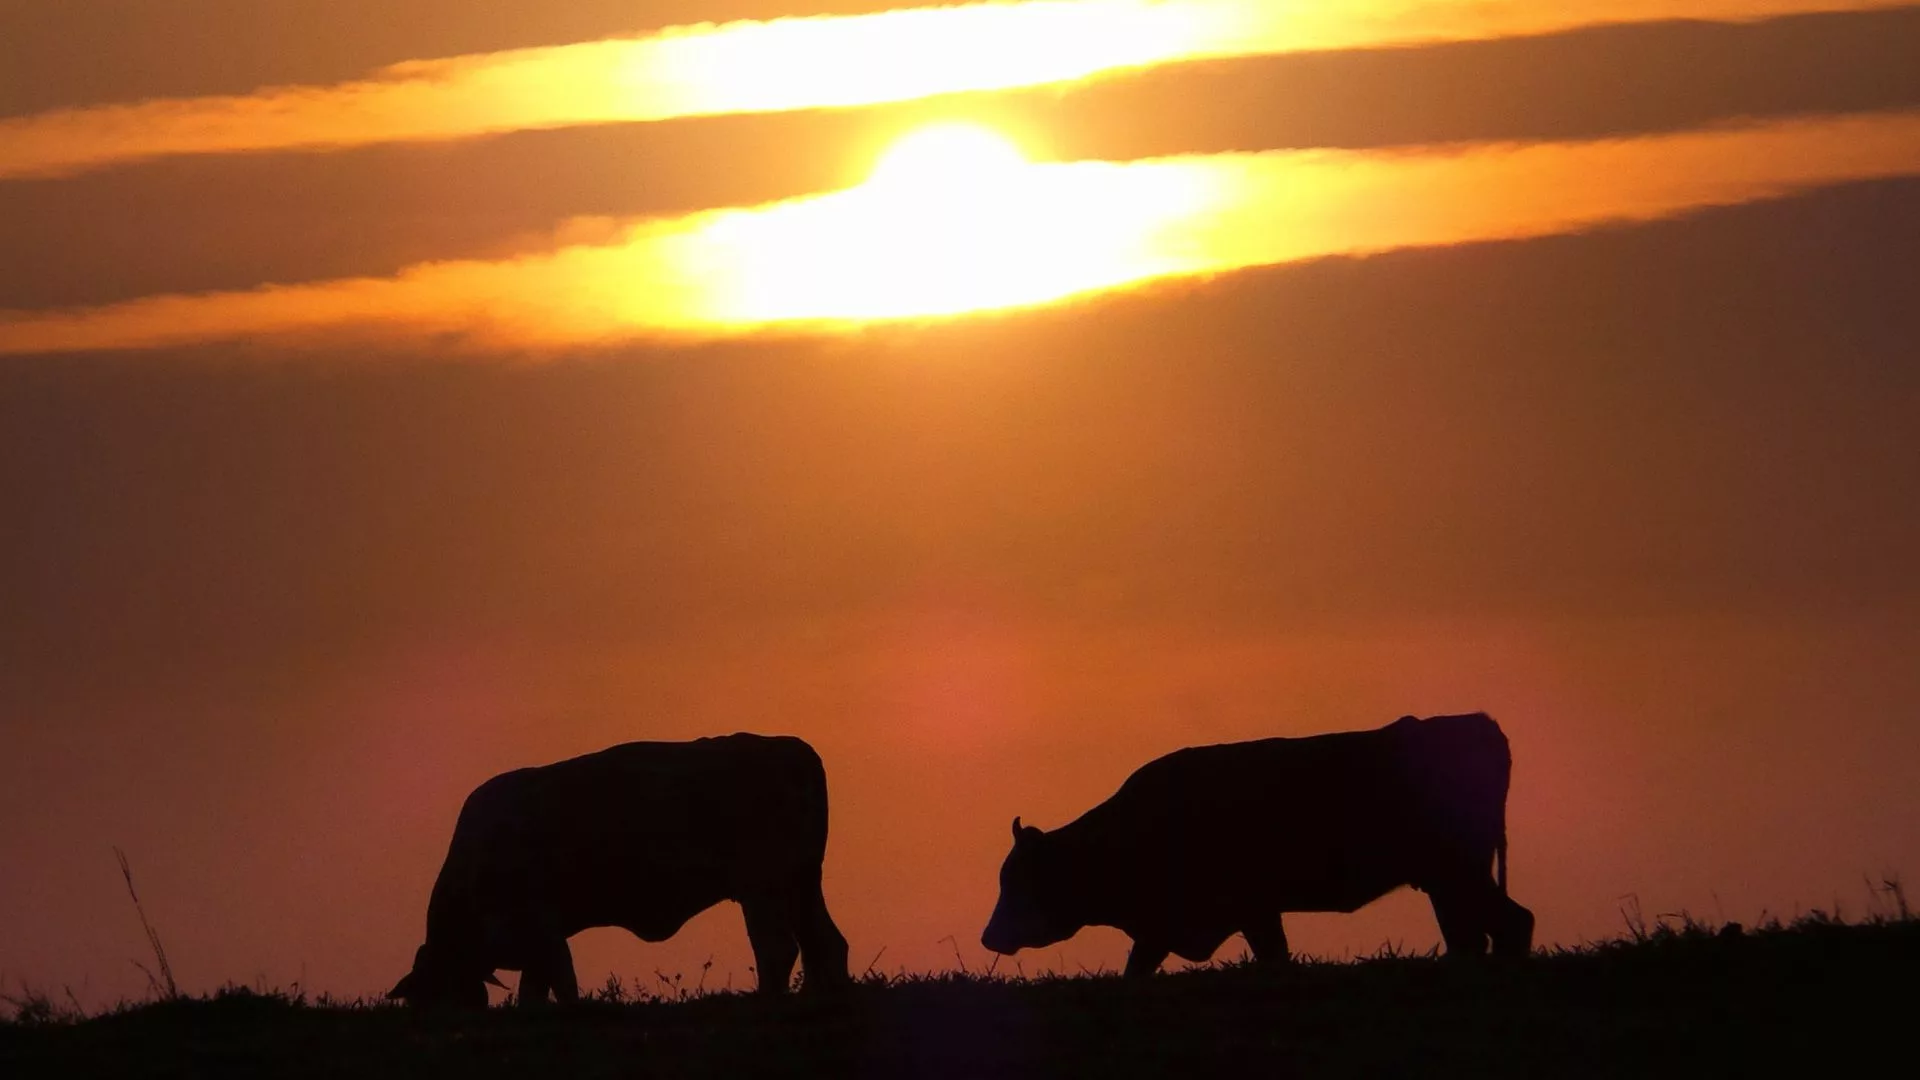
<box><xmin>423</xmin><ymin>886</ymin><xmax>486</xmax><ymax>959</ymax></box>
<box><xmin>1049</xmin><ymin>813</ymin><xmax>1132</xmax><ymax>933</ymax></box>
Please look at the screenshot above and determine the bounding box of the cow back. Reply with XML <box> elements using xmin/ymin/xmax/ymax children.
<box><xmin>1059</xmin><ymin>716</ymin><xmax>1510</xmax><ymax>916</ymax></box>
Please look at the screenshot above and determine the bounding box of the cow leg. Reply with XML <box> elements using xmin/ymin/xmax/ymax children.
<box><xmin>517</xmin><ymin>966</ymin><xmax>551</xmax><ymax>1008</ymax></box>
<box><xmin>515</xmin><ymin>936</ymin><xmax>576</xmax><ymax>1008</ymax></box>
<box><xmin>1490</xmin><ymin>895</ymin><xmax>1536</xmax><ymax>960</ymax></box>
<box><xmin>1435</xmin><ymin>876</ymin><xmax>1534</xmax><ymax>961</ymax></box>
<box><xmin>742</xmin><ymin>896</ymin><xmax>800</xmax><ymax>996</ymax></box>
<box><xmin>1242</xmin><ymin>914</ymin><xmax>1291</xmax><ymax>968</ymax></box>
<box><xmin>1428</xmin><ymin>882</ymin><xmax>1493</xmax><ymax>961</ymax></box>
<box><xmin>545</xmin><ymin>938</ymin><xmax>579</xmax><ymax>1005</ymax></box>
<box><xmin>791</xmin><ymin>874</ymin><xmax>851</xmax><ymax>992</ymax></box>
<box><xmin>510</xmin><ymin>937</ymin><xmax>568</xmax><ymax>1006</ymax></box>
<box><xmin>1123</xmin><ymin>940</ymin><xmax>1169</xmax><ymax>979</ymax></box>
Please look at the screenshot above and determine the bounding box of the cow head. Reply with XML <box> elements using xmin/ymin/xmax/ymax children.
<box><xmin>386</xmin><ymin>943</ymin><xmax>502</xmax><ymax>1009</ymax></box>
<box><xmin>981</xmin><ymin>817</ymin><xmax>1085</xmax><ymax>955</ymax></box>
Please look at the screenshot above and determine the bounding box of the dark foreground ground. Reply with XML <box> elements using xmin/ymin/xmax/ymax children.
<box><xmin>5</xmin><ymin>916</ymin><xmax>1914</xmax><ymax>1078</ymax></box>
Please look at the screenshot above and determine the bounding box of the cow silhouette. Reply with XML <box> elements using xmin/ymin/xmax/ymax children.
<box><xmin>388</xmin><ymin>733</ymin><xmax>850</xmax><ymax>1007</ymax></box>
<box><xmin>981</xmin><ymin>713</ymin><xmax>1534</xmax><ymax>975</ymax></box>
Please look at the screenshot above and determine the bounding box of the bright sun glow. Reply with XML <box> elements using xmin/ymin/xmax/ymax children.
<box><xmin>867</xmin><ymin>124</ymin><xmax>1030</xmax><ymax>191</ymax></box>
<box><xmin>684</xmin><ymin>123</ymin><xmax>1219</xmax><ymax>324</ymax></box>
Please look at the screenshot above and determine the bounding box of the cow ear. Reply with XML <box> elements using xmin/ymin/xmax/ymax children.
<box><xmin>1011</xmin><ymin>816</ymin><xmax>1023</xmax><ymax>841</ymax></box>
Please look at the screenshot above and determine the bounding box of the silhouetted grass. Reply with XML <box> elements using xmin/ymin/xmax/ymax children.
<box><xmin>5</xmin><ymin>909</ymin><xmax>1914</xmax><ymax>1078</ymax></box>
<box><xmin>112</xmin><ymin>848</ymin><xmax>179</xmax><ymax>1003</ymax></box>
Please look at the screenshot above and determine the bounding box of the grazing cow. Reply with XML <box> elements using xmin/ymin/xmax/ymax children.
<box><xmin>981</xmin><ymin>713</ymin><xmax>1534</xmax><ymax>976</ymax></box>
<box><xmin>388</xmin><ymin>733</ymin><xmax>850</xmax><ymax>1007</ymax></box>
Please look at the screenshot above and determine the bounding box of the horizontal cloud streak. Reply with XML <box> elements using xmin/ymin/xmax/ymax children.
<box><xmin>6</xmin><ymin>110</ymin><xmax>1920</xmax><ymax>356</ymax></box>
<box><xmin>2</xmin><ymin>0</ymin><xmax>1911</xmax><ymax>180</ymax></box>
<box><xmin>11</xmin><ymin>6</ymin><xmax>1920</xmax><ymax>313</ymax></box>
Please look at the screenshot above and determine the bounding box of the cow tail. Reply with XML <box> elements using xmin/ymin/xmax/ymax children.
<box><xmin>1494</xmin><ymin>714</ymin><xmax>1511</xmax><ymax>896</ymax></box>
<box><xmin>804</xmin><ymin>745</ymin><xmax>833</xmax><ymax>867</ymax></box>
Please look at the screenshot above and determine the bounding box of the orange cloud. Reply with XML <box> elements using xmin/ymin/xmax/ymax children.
<box><xmin>0</xmin><ymin>0</ymin><xmax>1907</xmax><ymax>180</ymax></box>
<box><xmin>5</xmin><ymin>110</ymin><xmax>1919</xmax><ymax>356</ymax></box>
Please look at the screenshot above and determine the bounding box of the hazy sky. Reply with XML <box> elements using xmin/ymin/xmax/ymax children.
<box><xmin>2</xmin><ymin>1</ymin><xmax>1916</xmax><ymax>1007</ymax></box>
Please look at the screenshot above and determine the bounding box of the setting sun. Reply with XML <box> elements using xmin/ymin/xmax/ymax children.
<box><xmin>867</xmin><ymin>123</ymin><xmax>1031</xmax><ymax>191</ymax></box>
<box><xmin>687</xmin><ymin>123</ymin><xmax>1219</xmax><ymax>326</ymax></box>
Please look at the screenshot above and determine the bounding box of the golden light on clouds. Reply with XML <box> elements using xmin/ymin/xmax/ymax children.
<box><xmin>0</xmin><ymin>0</ymin><xmax>1909</xmax><ymax>180</ymax></box>
<box><xmin>701</xmin><ymin>122</ymin><xmax>1220</xmax><ymax>323</ymax></box>
<box><xmin>6</xmin><ymin>111</ymin><xmax>1920</xmax><ymax>356</ymax></box>
<box><xmin>0</xmin><ymin>0</ymin><xmax>1244</xmax><ymax>180</ymax></box>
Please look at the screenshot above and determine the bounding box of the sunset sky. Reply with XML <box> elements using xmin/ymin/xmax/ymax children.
<box><xmin>3</xmin><ymin>1</ymin><xmax>1917</xmax><ymax>1006</ymax></box>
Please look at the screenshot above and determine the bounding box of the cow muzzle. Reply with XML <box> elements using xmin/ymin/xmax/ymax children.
<box><xmin>980</xmin><ymin>921</ymin><xmax>1022</xmax><ymax>956</ymax></box>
